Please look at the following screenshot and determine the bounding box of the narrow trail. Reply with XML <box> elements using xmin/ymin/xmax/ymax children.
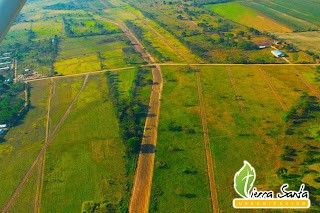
<box><xmin>33</xmin><ymin>79</ymin><xmax>55</xmax><ymax>213</ymax></box>
<box><xmin>226</xmin><ymin>66</ymin><xmax>246</xmax><ymax>113</ymax></box>
<box><xmin>196</xmin><ymin>71</ymin><xmax>219</xmax><ymax>213</ymax></box>
<box><xmin>293</xmin><ymin>67</ymin><xmax>320</xmax><ymax>99</ymax></box>
<box><xmin>259</xmin><ymin>67</ymin><xmax>288</xmax><ymax>111</ymax></box>
<box><xmin>2</xmin><ymin>75</ymin><xmax>89</xmax><ymax>213</ymax></box>
<box><xmin>24</xmin><ymin>66</ymin><xmax>134</xmax><ymax>82</ymax></box>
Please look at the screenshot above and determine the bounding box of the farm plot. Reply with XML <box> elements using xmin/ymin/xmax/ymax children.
<box><xmin>55</xmin><ymin>34</ymin><xmax>143</xmax><ymax>75</ymax></box>
<box><xmin>276</xmin><ymin>31</ymin><xmax>320</xmax><ymax>55</ymax></box>
<box><xmin>205</xmin><ymin>2</ymin><xmax>291</xmax><ymax>33</ymax></box>
<box><xmin>0</xmin><ymin>80</ymin><xmax>50</xmax><ymax>209</ymax></box>
<box><xmin>41</xmin><ymin>74</ymin><xmax>128</xmax><ymax>212</ymax></box>
<box><xmin>199</xmin><ymin>65</ymin><xmax>320</xmax><ymax>212</ymax></box>
<box><xmin>103</xmin><ymin>5</ymin><xmax>200</xmax><ymax>63</ymax></box>
<box><xmin>241</xmin><ymin>0</ymin><xmax>320</xmax><ymax>31</ymax></box>
<box><xmin>149</xmin><ymin>66</ymin><xmax>212</xmax><ymax>213</ymax></box>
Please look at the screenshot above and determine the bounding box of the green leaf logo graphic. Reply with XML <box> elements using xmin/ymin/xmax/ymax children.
<box><xmin>234</xmin><ymin>161</ymin><xmax>256</xmax><ymax>198</ymax></box>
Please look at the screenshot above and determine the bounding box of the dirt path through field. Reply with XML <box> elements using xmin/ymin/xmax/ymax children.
<box><xmin>226</xmin><ymin>66</ymin><xmax>246</xmax><ymax>113</ymax></box>
<box><xmin>196</xmin><ymin>71</ymin><xmax>219</xmax><ymax>213</ymax></box>
<box><xmin>93</xmin><ymin>14</ymin><xmax>164</xmax><ymax>213</ymax></box>
<box><xmin>259</xmin><ymin>67</ymin><xmax>288</xmax><ymax>111</ymax></box>
<box><xmin>33</xmin><ymin>79</ymin><xmax>55</xmax><ymax>213</ymax></box>
<box><xmin>293</xmin><ymin>67</ymin><xmax>320</xmax><ymax>99</ymax></box>
<box><xmin>2</xmin><ymin>75</ymin><xmax>89</xmax><ymax>213</ymax></box>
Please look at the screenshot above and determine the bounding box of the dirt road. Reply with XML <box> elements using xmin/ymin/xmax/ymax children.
<box><xmin>24</xmin><ymin>67</ymin><xmax>134</xmax><ymax>82</ymax></box>
<box><xmin>196</xmin><ymin>71</ymin><xmax>220</xmax><ymax>213</ymax></box>
<box><xmin>2</xmin><ymin>75</ymin><xmax>89</xmax><ymax>213</ymax></box>
<box><xmin>33</xmin><ymin>79</ymin><xmax>55</xmax><ymax>213</ymax></box>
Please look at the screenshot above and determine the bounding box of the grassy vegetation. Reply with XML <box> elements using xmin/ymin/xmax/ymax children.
<box><xmin>125</xmin><ymin>0</ymin><xmax>287</xmax><ymax>63</ymax></box>
<box><xmin>0</xmin><ymin>80</ymin><xmax>49</xmax><ymax>209</ymax></box>
<box><xmin>54</xmin><ymin>34</ymin><xmax>144</xmax><ymax>75</ymax></box>
<box><xmin>48</xmin><ymin>76</ymin><xmax>85</xmax><ymax>134</ymax></box>
<box><xmin>204</xmin><ymin>2</ymin><xmax>292</xmax><ymax>33</ymax></box>
<box><xmin>241</xmin><ymin>0</ymin><xmax>320</xmax><ymax>31</ymax></box>
<box><xmin>276</xmin><ymin>31</ymin><xmax>320</xmax><ymax>55</ymax></box>
<box><xmin>150</xmin><ymin>66</ymin><xmax>212</xmax><ymax>212</ymax></box>
<box><xmin>199</xmin><ymin>65</ymin><xmax>320</xmax><ymax>212</ymax></box>
<box><xmin>42</xmin><ymin>74</ymin><xmax>128</xmax><ymax>212</ymax></box>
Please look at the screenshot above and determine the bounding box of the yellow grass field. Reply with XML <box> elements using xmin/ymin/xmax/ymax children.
<box><xmin>54</xmin><ymin>55</ymin><xmax>101</xmax><ymax>75</ymax></box>
<box><xmin>276</xmin><ymin>31</ymin><xmax>320</xmax><ymax>55</ymax></box>
<box><xmin>205</xmin><ymin>2</ymin><xmax>292</xmax><ymax>33</ymax></box>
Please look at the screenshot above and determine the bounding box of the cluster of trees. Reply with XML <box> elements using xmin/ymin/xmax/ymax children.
<box><xmin>62</xmin><ymin>17</ymin><xmax>121</xmax><ymax>38</ymax></box>
<box><xmin>125</xmin><ymin>20</ymin><xmax>169</xmax><ymax>61</ymax></box>
<box><xmin>106</xmin><ymin>67</ymin><xmax>150</xmax><ymax>154</ymax></box>
<box><xmin>43</xmin><ymin>0</ymin><xmax>90</xmax><ymax>10</ymax></box>
<box><xmin>282</xmin><ymin>92</ymin><xmax>317</xmax><ymax>124</ymax></box>
<box><xmin>0</xmin><ymin>80</ymin><xmax>27</xmax><ymax>125</ymax></box>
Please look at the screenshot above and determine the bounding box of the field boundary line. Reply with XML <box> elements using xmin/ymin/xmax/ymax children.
<box><xmin>259</xmin><ymin>67</ymin><xmax>288</xmax><ymax>111</ymax></box>
<box><xmin>225</xmin><ymin>66</ymin><xmax>246</xmax><ymax>113</ymax></box>
<box><xmin>293</xmin><ymin>67</ymin><xmax>320</xmax><ymax>99</ymax></box>
<box><xmin>2</xmin><ymin>75</ymin><xmax>89</xmax><ymax>213</ymax></box>
<box><xmin>195</xmin><ymin>70</ymin><xmax>219</xmax><ymax>213</ymax></box>
<box><xmin>24</xmin><ymin>66</ymin><xmax>134</xmax><ymax>82</ymax></box>
<box><xmin>33</xmin><ymin>79</ymin><xmax>55</xmax><ymax>213</ymax></box>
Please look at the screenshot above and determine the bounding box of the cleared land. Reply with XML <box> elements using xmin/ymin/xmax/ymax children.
<box><xmin>149</xmin><ymin>66</ymin><xmax>212</xmax><ymax>213</ymax></box>
<box><xmin>41</xmin><ymin>74</ymin><xmax>128</xmax><ymax>212</ymax></box>
<box><xmin>205</xmin><ymin>2</ymin><xmax>291</xmax><ymax>33</ymax></box>
<box><xmin>199</xmin><ymin>65</ymin><xmax>320</xmax><ymax>212</ymax></box>
<box><xmin>276</xmin><ymin>31</ymin><xmax>320</xmax><ymax>55</ymax></box>
<box><xmin>241</xmin><ymin>0</ymin><xmax>320</xmax><ymax>31</ymax></box>
<box><xmin>0</xmin><ymin>80</ymin><xmax>50</xmax><ymax>210</ymax></box>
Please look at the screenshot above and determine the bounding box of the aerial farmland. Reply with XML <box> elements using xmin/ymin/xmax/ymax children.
<box><xmin>0</xmin><ymin>0</ymin><xmax>319</xmax><ymax>212</ymax></box>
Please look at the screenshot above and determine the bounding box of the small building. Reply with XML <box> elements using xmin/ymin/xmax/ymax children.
<box><xmin>3</xmin><ymin>53</ymin><xmax>10</xmax><ymax>56</ymax></box>
<box><xmin>0</xmin><ymin>66</ymin><xmax>10</xmax><ymax>71</ymax></box>
<box><xmin>0</xmin><ymin>129</ymin><xmax>5</xmax><ymax>135</ymax></box>
<box><xmin>0</xmin><ymin>124</ymin><xmax>7</xmax><ymax>128</ymax></box>
<box><xmin>0</xmin><ymin>57</ymin><xmax>10</xmax><ymax>61</ymax></box>
<box><xmin>259</xmin><ymin>46</ymin><xmax>267</xmax><ymax>49</ymax></box>
<box><xmin>271</xmin><ymin>50</ymin><xmax>286</xmax><ymax>58</ymax></box>
<box><xmin>25</xmin><ymin>69</ymin><xmax>30</xmax><ymax>72</ymax></box>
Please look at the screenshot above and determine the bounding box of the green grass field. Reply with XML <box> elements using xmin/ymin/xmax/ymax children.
<box><xmin>205</xmin><ymin>2</ymin><xmax>291</xmax><ymax>33</ymax></box>
<box><xmin>241</xmin><ymin>0</ymin><xmax>320</xmax><ymax>31</ymax></box>
<box><xmin>199</xmin><ymin>65</ymin><xmax>320</xmax><ymax>212</ymax></box>
<box><xmin>41</xmin><ymin>74</ymin><xmax>128</xmax><ymax>212</ymax></box>
<box><xmin>150</xmin><ymin>66</ymin><xmax>212</xmax><ymax>213</ymax></box>
<box><xmin>0</xmin><ymin>80</ymin><xmax>50</xmax><ymax>210</ymax></box>
<box><xmin>148</xmin><ymin>65</ymin><xmax>320</xmax><ymax>212</ymax></box>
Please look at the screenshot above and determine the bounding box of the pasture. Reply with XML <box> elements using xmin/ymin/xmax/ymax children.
<box><xmin>205</xmin><ymin>2</ymin><xmax>291</xmax><ymax>33</ymax></box>
<box><xmin>276</xmin><ymin>31</ymin><xmax>320</xmax><ymax>55</ymax></box>
<box><xmin>199</xmin><ymin>65</ymin><xmax>320</xmax><ymax>212</ymax></box>
<box><xmin>149</xmin><ymin>65</ymin><xmax>320</xmax><ymax>212</ymax></box>
<box><xmin>241</xmin><ymin>0</ymin><xmax>320</xmax><ymax>31</ymax></box>
<box><xmin>150</xmin><ymin>66</ymin><xmax>212</xmax><ymax>213</ymax></box>
<box><xmin>41</xmin><ymin>74</ymin><xmax>128</xmax><ymax>212</ymax></box>
<box><xmin>0</xmin><ymin>80</ymin><xmax>50</xmax><ymax>210</ymax></box>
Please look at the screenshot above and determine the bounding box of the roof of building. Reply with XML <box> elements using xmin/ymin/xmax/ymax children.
<box><xmin>0</xmin><ymin>129</ymin><xmax>5</xmax><ymax>134</ymax></box>
<box><xmin>271</xmin><ymin>50</ymin><xmax>286</xmax><ymax>57</ymax></box>
<box><xmin>0</xmin><ymin>124</ymin><xmax>7</xmax><ymax>128</ymax></box>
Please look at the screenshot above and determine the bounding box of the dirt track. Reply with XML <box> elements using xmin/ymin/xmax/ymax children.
<box><xmin>196</xmin><ymin>71</ymin><xmax>220</xmax><ymax>213</ymax></box>
<box><xmin>2</xmin><ymin>75</ymin><xmax>89</xmax><ymax>213</ymax></box>
<box><xmin>33</xmin><ymin>79</ymin><xmax>55</xmax><ymax>213</ymax></box>
<box><xmin>259</xmin><ymin>67</ymin><xmax>288</xmax><ymax>111</ymax></box>
<box><xmin>226</xmin><ymin>67</ymin><xmax>246</xmax><ymax>113</ymax></box>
